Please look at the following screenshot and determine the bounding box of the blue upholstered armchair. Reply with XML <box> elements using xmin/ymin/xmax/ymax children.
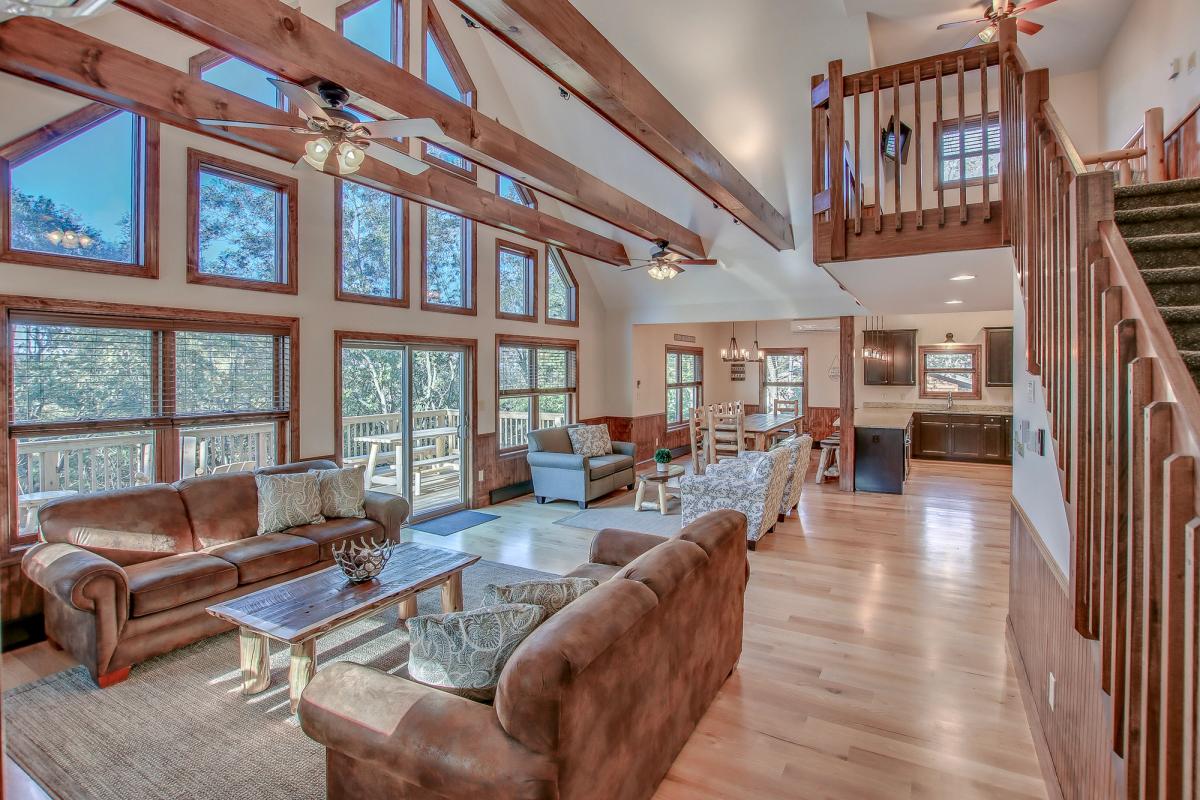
<box><xmin>526</xmin><ymin>425</ymin><xmax>636</xmax><ymax>509</ymax></box>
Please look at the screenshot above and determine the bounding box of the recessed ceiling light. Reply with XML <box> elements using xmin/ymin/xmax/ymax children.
<box><xmin>945</xmin><ymin>299</ymin><xmax>963</xmax><ymax>305</ymax></box>
<box><xmin>950</xmin><ymin>274</ymin><xmax>976</xmax><ymax>281</ymax></box>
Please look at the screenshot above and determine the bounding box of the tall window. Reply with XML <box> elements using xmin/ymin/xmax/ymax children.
<box><xmin>497</xmin><ymin>338</ymin><xmax>578</xmax><ymax>453</ymax></box>
<box><xmin>666</xmin><ymin>347</ymin><xmax>703</xmax><ymax>427</ymax></box>
<box><xmin>761</xmin><ymin>349</ymin><xmax>806</xmax><ymax>413</ymax></box>
<box><xmin>3</xmin><ymin>301</ymin><xmax>296</xmax><ymax>551</ymax></box>
<box><xmin>919</xmin><ymin>344</ymin><xmax>982</xmax><ymax>399</ymax></box>
<box><xmin>498</xmin><ymin>174</ymin><xmax>536</xmax><ymax>208</ymax></box>
<box><xmin>422</xmin><ymin>206</ymin><xmax>474</xmax><ymax>313</ymax></box>
<box><xmin>338</xmin><ymin>0</ymin><xmax>405</xmax><ymax>66</ymax></box>
<box><xmin>938</xmin><ymin>112</ymin><xmax>1000</xmax><ymax>188</ymax></box>
<box><xmin>191</xmin><ymin>51</ymin><xmax>283</xmax><ymax>108</ymax></box>
<box><xmin>337</xmin><ymin>180</ymin><xmax>407</xmax><ymax>306</ymax></box>
<box><xmin>422</xmin><ymin>2</ymin><xmax>477</xmax><ymax>179</ymax></box>
<box><xmin>546</xmin><ymin>247</ymin><xmax>579</xmax><ymax>326</ymax></box>
<box><xmin>496</xmin><ymin>241</ymin><xmax>536</xmax><ymax>321</ymax></box>
<box><xmin>187</xmin><ymin>149</ymin><xmax>298</xmax><ymax>294</ymax></box>
<box><xmin>1</xmin><ymin>103</ymin><xmax>158</xmax><ymax>276</ymax></box>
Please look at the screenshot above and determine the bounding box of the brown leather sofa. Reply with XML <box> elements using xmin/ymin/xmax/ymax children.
<box><xmin>299</xmin><ymin>509</ymin><xmax>748</xmax><ymax>800</ymax></box>
<box><xmin>21</xmin><ymin>459</ymin><xmax>409</xmax><ymax>688</ymax></box>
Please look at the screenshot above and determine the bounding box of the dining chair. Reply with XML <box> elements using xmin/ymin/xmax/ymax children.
<box><xmin>687</xmin><ymin>407</ymin><xmax>711</xmax><ymax>475</ymax></box>
<box><xmin>708</xmin><ymin>408</ymin><xmax>745</xmax><ymax>462</ymax></box>
<box><xmin>772</xmin><ymin>397</ymin><xmax>802</xmax><ymax>441</ymax></box>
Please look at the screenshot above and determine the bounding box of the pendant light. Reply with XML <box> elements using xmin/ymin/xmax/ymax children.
<box><xmin>721</xmin><ymin>322</ymin><xmax>748</xmax><ymax>363</ymax></box>
<box><xmin>746</xmin><ymin>321</ymin><xmax>764</xmax><ymax>363</ymax></box>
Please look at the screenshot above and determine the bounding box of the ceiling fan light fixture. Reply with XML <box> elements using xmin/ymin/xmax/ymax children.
<box><xmin>3</xmin><ymin>0</ymin><xmax>114</xmax><ymax>18</ymax></box>
<box><xmin>302</xmin><ymin>137</ymin><xmax>333</xmax><ymax>171</ymax></box>
<box><xmin>978</xmin><ymin>25</ymin><xmax>998</xmax><ymax>43</ymax></box>
<box><xmin>334</xmin><ymin>141</ymin><xmax>365</xmax><ymax>175</ymax></box>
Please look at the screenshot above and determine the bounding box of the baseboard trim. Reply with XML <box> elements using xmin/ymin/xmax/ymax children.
<box><xmin>1006</xmin><ymin>618</ymin><xmax>1067</xmax><ymax>800</ymax></box>
<box><xmin>490</xmin><ymin>481</ymin><xmax>532</xmax><ymax>505</ymax></box>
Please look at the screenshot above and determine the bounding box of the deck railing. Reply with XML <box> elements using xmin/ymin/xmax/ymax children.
<box><xmin>341</xmin><ymin>410</ymin><xmax>567</xmax><ymax>462</ymax></box>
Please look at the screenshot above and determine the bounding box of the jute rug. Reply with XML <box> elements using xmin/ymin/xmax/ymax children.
<box><xmin>4</xmin><ymin>559</ymin><xmax>554</xmax><ymax>800</ymax></box>
<box><xmin>554</xmin><ymin>487</ymin><xmax>684</xmax><ymax>537</ymax></box>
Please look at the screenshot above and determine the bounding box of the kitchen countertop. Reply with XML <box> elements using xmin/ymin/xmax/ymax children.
<box><xmin>862</xmin><ymin>402</ymin><xmax>1013</xmax><ymax>416</ymax></box>
<box><xmin>853</xmin><ymin>408</ymin><xmax>914</xmax><ymax>430</ymax></box>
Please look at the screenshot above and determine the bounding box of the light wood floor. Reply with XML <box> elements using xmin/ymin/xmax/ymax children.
<box><xmin>3</xmin><ymin>458</ymin><xmax>1045</xmax><ymax>800</ymax></box>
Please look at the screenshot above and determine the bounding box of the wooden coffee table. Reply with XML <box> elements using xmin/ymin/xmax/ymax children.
<box><xmin>207</xmin><ymin>542</ymin><xmax>480</xmax><ymax>712</ymax></box>
<box><xmin>634</xmin><ymin>464</ymin><xmax>685</xmax><ymax>514</ymax></box>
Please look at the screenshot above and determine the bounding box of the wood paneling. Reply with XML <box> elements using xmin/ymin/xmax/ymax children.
<box><xmin>805</xmin><ymin>406</ymin><xmax>840</xmax><ymax>443</ymax></box>
<box><xmin>1009</xmin><ymin>500</ymin><xmax>1120</xmax><ymax>799</ymax></box>
<box><xmin>1165</xmin><ymin>100</ymin><xmax>1200</xmax><ymax>181</ymax></box>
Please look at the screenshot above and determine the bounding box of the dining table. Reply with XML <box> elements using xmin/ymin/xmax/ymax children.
<box><xmin>743</xmin><ymin>412</ymin><xmax>804</xmax><ymax>451</ymax></box>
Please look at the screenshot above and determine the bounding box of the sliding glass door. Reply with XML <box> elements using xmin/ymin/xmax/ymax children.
<box><xmin>340</xmin><ymin>339</ymin><xmax>470</xmax><ymax>521</ymax></box>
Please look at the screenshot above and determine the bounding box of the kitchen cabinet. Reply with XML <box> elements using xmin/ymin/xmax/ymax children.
<box><xmin>912</xmin><ymin>412</ymin><xmax>1011</xmax><ymax>463</ymax></box>
<box><xmin>854</xmin><ymin>415</ymin><xmax>914</xmax><ymax>494</ymax></box>
<box><xmin>863</xmin><ymin>329</ymin><xmax>917</xmax><ymax>386</ymax></box>
<box><xmin>985</xmin><ymin>327</ymin><xmax>1014</xmax><ymax>386</ymax></box>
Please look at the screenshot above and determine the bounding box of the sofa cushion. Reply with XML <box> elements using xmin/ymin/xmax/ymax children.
<box><xmin>614</xmin><ymin>539</ymin><xmax>708</xmax><ymax>600</ymax></box>
<box><xmin>587</xmin><ymin>453</ymin><xmax>634</xmax><ymax>480</ymax></box>
<box><xmin>174</xmin><ymin>472</ymin><xmax>259</xmax><ymax>549</ymax></box>
<box><xmin>284</xmin><ymin>517</ymin><xmax>382</xmax><ymax>560</ymax></box>
<box><xmin>568</xmin><ymin>424</ymin><xmax>612</xmax><ymax>457</ymax></box>
<box><xmin>528</xmin><ymin>426</ymin><xmax>572</xmax><ymax>454</ymax></box>
<box><xmin>314</xmin><ymin>466</ymin><xmax>367</xmax><ymax>519</ymax></box>
<box><xmin>125</xmin><ymin>553</ymin><xmax>238</xmax><ymax>618</ymax></box>
<box><xmin>565</xmin><ymin>562</ymin><xmax>621</xmax><ymax>583</ymax></box>
<box><xmin>204</xmin><ymin>533</ymin><xmax>319</xmax><ymax>585</ymax></box>
<box><xmin>37</xmin><ymin>484</ymin><xmax>195</xmax><ymax>567</ymax></box>
<box><xmin>482</xmin><ymin>577</ymin><xmax>599</xmax><ymax>619</ymax></box>
<box><xmin>255</xmin><ymin>472</ymin><xmax>325</xmax><ymax>535</ymax></box>
<box><xmin>258</xmin><ymin>459</ymin><xmax>338</xmax><ymax>476</ymax></box>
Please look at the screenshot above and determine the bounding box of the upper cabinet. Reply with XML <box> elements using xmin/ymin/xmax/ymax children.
<box><xmin>984</xmin><ymin>327</ymin><xmax>1014</xmax><ymax>387</ymax></box>
<box><xmin>863</xmin><ymin>329</ymin><xmax>917</xmax><ymax>386</ymax></box>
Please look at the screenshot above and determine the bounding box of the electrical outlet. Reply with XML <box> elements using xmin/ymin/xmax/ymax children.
<box><xmin>1048</xmin><ymin>672</ymin><xmax>1056</xmax><ymax>710</ymax></box>
<box><xmin>477</xmin><ymin>469</ymin><xmax>484</xmax><ymax>482</ymax></box>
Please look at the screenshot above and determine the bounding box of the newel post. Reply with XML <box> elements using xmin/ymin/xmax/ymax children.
<box><xmin>1145</xmin><ymin>106</ymin><xmax>1166</xmax><ymax>183</ymax></box>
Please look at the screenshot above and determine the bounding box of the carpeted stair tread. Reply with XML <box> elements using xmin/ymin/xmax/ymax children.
<box><xmin>1116</xmin><ymin>203</ymin><xmax>1200</xmax><ymax>237</ymax></box>
<box><xmin>1116</xmin><ymin>203</ymin><xmax>1200</xmax><ymax>224</ymax></box>
<box><xmin>1114</xmin><ymin>178</ymin><xmax>1200</xmax><ymax>198</ymax></box>
<box><xmin>1141</xmin><ymin>266</ymin><xmax>1200</xmax><ymax>284</ymax></box>
<box><xmin>1114</xmin><ymin>178</ymin><xmax>1200</xmax><ymax>210</ymax></box>
<box><xmin>1141</xmin><ymin>267</ymin><xmax>1200</xmax><ymax>307</ymax></box>
<box><xmin>1157</xmin><ymin>306</ymin><xmax>1200</xmax><ymax>323</ymax></box>
<box><xmin>1125</xmin><ymin>231</ymin><xmax>1200</xmax><ymax>251</ymax></box>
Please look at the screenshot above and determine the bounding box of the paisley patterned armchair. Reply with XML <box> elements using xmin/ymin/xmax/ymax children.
<box><xmin>679</xmin><ymin>445</ymin><xmax>790</xmax><ymax>549</ymax></box>
<box><xmin>705</xmin><ymin>435</ymin><xmax>813</xmax><ymax>522</ymax></box>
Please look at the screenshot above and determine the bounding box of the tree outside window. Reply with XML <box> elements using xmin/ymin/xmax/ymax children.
<box><xmin>666</xmin><ymin>347</ymin><xmax>703</xmax><ymax>427</ymax></box>
<box><xmin>761</xmin><ymin>350</ymin><xmax>806</xmax><ymax>413</ymax></box>
<box><xmin>918</xmin><ymin>345</ymin><xmax>982</xmax><ymax>399</ymax></box>
<box><xmin>423</xmin><ymin>206</ymin><xmax>472</xmax><ymax>311</ymax></box>
<box><xmin>498</xmin><ymin>340</ymin><xmax>577</xmax><ymax>452</ymax></box>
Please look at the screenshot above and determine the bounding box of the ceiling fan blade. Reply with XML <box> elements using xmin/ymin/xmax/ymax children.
<box><xmin>1013</xmin><ymin>0</ymin><xmax>1056</xmax><ymax>11</ymax></box>
<box><xmin>937</xmin><ymin>16</ymin><xmax>991</xmax><ymax>29</ymax></box>
<box><xmin>366</xmin><ymin>144</ymin><xmax>431</xmax><ymax>176</ymax></box>
<box><xmin>675</xmin><ymin>259</ymin><xmax>719</xmax><ymax>266</ymax></box>
<box><xmin>358</xmin><ymin>117</ymin><xmax>445</xmax><ymax>141</ymax></box>
<box><xmin>620</xmin><ymin>265</ymin><xmax>647</xmax><ymax>272</ymax></box>
<box><xmin>196</xmin><ymin>118</ymin><xmax>303</xmax><ymax>131</ymax></box>
<box><xmin>1015</xmin><ymin>19</ymin><xmax>1044</xmax><ymax>35</ymax></box>
<box><xmin>962</xmin><ymin>27</ymin><xmax>992</xmax><ymax>48</ymax></box>
<box><xmin>268</xmin><ymin>78</ymin><xmax>331</xmax><ymax>122</ymax></box>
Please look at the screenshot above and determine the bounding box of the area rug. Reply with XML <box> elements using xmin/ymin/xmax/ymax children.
<box><xmin>554</xmin><ymin>490</ymin><xmax>683</xmax><ymax>536</ymax></box>
<box><xmin>408</xmin><ymin>509</ymin><xmax>499</xmax><ymax>535</ymax></box>
<box><xmin>4</xmin><ymin>559</ymin><xmax>554</xmax><ymax>800</ymax></box>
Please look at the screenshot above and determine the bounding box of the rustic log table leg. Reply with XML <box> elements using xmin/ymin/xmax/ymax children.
<box><xmin>239</xmin><ymin>628</ymin><xmax>271</xmax><ymax>695</ymax></box>
<box><xmin>288</xmin><ymin>639</ymin><xmax>316</xmax><ymax>714</ymax></box>
<box><xmin>634</xmin><ymin>480</ymin><xmax>647</xmax><ymax>511</ymax></box>
<box><xmin>441</xmin><ymin>572</ymin><xmax>463</xmax><ymax>612</ymax></box>
<box><xmin>657</xmin><ymin>481</ymin><xmax>669</xmax><ymax>516</ymax></box>
<box><xmin>398</xmin><ymin>595</ymin><xmax>419</xmax><ymax>622</ymax></box>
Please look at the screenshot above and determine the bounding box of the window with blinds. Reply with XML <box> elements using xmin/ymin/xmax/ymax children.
<box><xmin>938</xmin><ymin>113</ymin><xmax>1000</xmax><ymax>187</ymax></box>
<box><xmin>174</xmin><ymin>331</ymin><xmax>290</xmax><ymax>416</ymax></box>
<box><xmin>497</xmin><ymin>340</ymin><xmax>577</xmax><ymax>452</ymax></box>
<box><xmin>666</xmin><ymin>347</ymin><xmax>702</xmax><ymax>427</ymax></box>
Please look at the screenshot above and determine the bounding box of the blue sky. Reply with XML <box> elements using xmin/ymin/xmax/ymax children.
<box><xmin>343</xmin><ymin>0</ymin><xmax>394</xmax><ymax>62</ymax></box>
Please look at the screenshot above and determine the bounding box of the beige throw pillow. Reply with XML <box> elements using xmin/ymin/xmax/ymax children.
<box><xmin>567</xmin><ymin>424</ymin><xmax>612</xmax><ymax>457</ymax></box>
<box><xmin>255</xmin><ymin>472</ymin><xmax>325</xmax><ymax>535</ymax></box>
<box><xmin>315</xmin><ymin>466</ymin><xmax>366</xmax><ymax>519</ymax></box>
<box><xmin>406</xmin><ymin>603</ymin><xmax>545</xmax><ymax>702</ymax></box>
<box><xmin>482</xmin><ymin>577</ymin><xmax>598</xmax><ymax>618</ymax></box>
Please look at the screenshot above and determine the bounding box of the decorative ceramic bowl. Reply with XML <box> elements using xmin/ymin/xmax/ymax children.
<box><xmin>332</xmin><ymin>537</ymin><xmax>394</xmax><ymax>583</ymax></box>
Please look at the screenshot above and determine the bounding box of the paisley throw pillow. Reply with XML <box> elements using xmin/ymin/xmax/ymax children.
<box><xmin>567</xmin><ymin>424</ymin><xmax>612</xmax><ymax>457</ymax></box>
<box><xmin>255</xmin><ymin>472</ymin><xmax>325</xmax><ymax>535</ymax></box>
<box><xmin>315</xmin><ymin>466</ymin><xmax>367</xmax><ymax>519</ymax></box>
<box><xmin>406</xmin><ymin>603</ymin><xmax>546</xmax><ymax>703</ymax></box>
<box><xmin>482</xmin><ymin>577</ymin><xmax>598</xmax><ymax>618</ymax></box>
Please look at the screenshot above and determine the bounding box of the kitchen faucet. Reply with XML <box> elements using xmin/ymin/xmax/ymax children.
<box><xmin>945</xmin><ymin>391</ymin><xmax>954</xmax><ymax>411</ymax></box>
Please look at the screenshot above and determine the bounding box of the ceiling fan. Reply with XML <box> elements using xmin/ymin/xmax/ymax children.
<box><xmin>937</xmin><ymin>0</ymin><xmax>1054</xmax><ymax>48</ymax></box>
<box><xmin>196</xmin><ymin>78</ymin><xmax>443</xmax><ymax>177</ymax></box>
<box><xmin>620</xmin><ymin>240</ymin><xmax>719</xmax><ymax>280</ymax></box>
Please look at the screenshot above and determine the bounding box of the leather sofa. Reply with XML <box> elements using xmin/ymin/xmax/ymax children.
<box><xmin>299</xmin><ymin>509</ymin><xmax>748</xmax><ymax>800</ymax></box>
<box><xmin>21</xmin><ymin>459</ymin><xmax>409</xmax><ymax>688</ymax></box>
<box><xmin>526</xmin><ymin>424</ymin><xmax>636</xmax><ymax>509</ymax></box>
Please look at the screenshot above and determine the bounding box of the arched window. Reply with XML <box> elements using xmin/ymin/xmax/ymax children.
<box><xmin>422</xmin><ymin>2</ymin><xmax>477</xmax><ymax>179</ymax></box>
<box><xmin>546</xmin><ymin>247</ymin><xmax>579</xmax><ymax>326</ymax></box>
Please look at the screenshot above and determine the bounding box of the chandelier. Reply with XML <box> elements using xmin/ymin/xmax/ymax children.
<box><xmin>647</xmin><ymin>262</ymin><xmax>682</xmax><ymax>281</ymax></box>
<box><xmin>721</xmin><ymin>322</ymin><xmax>764</xmax><ymax>363</ymax></box>
<box><xmin>45</xmin><ymin>229</ymin><xmax>94</xmax><ymax>249</ymax></box>
<box><xmin>862</xmin><ymin>315</ymin><xmax>885</xmax><ymax>359</ymax></box>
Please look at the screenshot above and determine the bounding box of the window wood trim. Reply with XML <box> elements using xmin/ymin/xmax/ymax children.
<box><xmin>334</xmin><ymin>178</ymin><xmax>410</xmax><ymax>308</ymax></box>
<box><xmin>544</xmin><ymin>247</ymin><xmax>579</xmax><ymax>327</ymax></box>
<box><xmin>336</xmin><ymin>0</ymin><xmax>408</xmax><ymax>69</ymax></box>
<box><xmin>187</xmin><ymin>49</ymin><xmax>285</xmax><ymax>109</ymax></box>
<box><xmin>186</xmin><ymin>148</ymin><xmax>299</xmax><ymax>295</ymax></box>
<box><xmin>421</xmin><ymin>0</ymin><xmax>477</xmax><ymax>180</ymax></box>
<box><xmin>0</xmin><ymin>294</ymin><xmax>300</xmax><ymax>562</ymax></box>
<box><xmin>494</xmin><ymin>239</ymin><xmax>538</xmax><ymax>322</ymax></box>
<box><xmin>0</xmin><ymin>103</ymin><xmax>160</xmax><ymax>279</ymax></box>
<box><xmin>934</xmin><ymin>111</ymin><xmax>1000</xmax><ymax>190</ymax></box>
<box><xmin>759</xmin><ymin>347</ymin><xmax>808</xmax><ymax>414</ymax></box>
<box><xmin>495</xmin><ymin>333</ymin><xmax>580</xmax><ymax>456</ymax></box>
<box><xmin>917</xmin><ymin>343</ymin><xmax>983</xmax><ymax>400</ymax></box>
<box><xmin>498</xmin><ymin>174</ymin><xmax>537</xmax><ymax>209</ymax></box>
<box><xmin>665</xmin><ymin>344</ymin><xmax>703</xmax><ymax>430</ymax></box>
<box><xmin>420</xmin><ymin>204</ymin><xmax>477</xmax><ymax>315</ymax></box>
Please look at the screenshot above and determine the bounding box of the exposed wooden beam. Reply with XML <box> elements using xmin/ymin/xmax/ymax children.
<box><xmin>445</xmin><ymin>0</ymin><xmax>795</xmax><ymax>252</ymax></box>
<box><xmin>0</xmin><ymin>16</ymin><xmax>630</xmax><ymax>266</ymax></box>
<box><xmin>114</xmin><ymin>0</ymin><xmax>704</xmax><ymax>259</ymax></box>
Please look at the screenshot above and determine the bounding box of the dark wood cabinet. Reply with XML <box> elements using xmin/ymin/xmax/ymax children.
<box><xmin>854</xmin><ymin>417</ymin><xmax>914</xmax><ymax>494</ymax></box>
<box><xmin>863</xmin><ymin>329</ymin><xmax>917</xmax><ymax>386</ymax></box>
<box><xmin>985</xmin><ymin>327</ymin><xmax>1014</xmax><ymax>386</ymax></box>
<box><xmin>912</xmin><ymin>412</ymin><xmax>1011</xmax><ymax>463</ymax></box>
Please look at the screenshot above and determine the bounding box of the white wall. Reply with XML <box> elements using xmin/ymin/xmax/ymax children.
<box><xmin>1098</xmin><ymin>0</ymin><xmax>1200</xmax><ymax>150</ymax></box>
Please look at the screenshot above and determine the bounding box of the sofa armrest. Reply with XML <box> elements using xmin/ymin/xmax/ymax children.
<box><xmin>300</xmin><ymin>663</ymin><xmax>555</xmax><ymax>797</ymax></box>
<box><xmin>589</xmin><ymin>529</ymin><xmax>668</xmax><ymax>567</ymax></box>
<box><xmin>22</xmin><ymin>542</ymin><xmax>129</xmax><ymax>618</ymax></box>
<box><xmin>611</xmin><ymin>440</ymin><xmax>636</xmax><ymax>458</ymax></box>
<box><xmin>363</xmin><ymin>491</ymin><xmax>409</xmax><ymax>542</ymax></box>
<box><xmin>526</xmin><ymin>451</ymin><xmax>586</xmax><ymax>471</ymax></box>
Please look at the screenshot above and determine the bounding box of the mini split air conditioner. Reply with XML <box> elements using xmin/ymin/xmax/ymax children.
<box><xmin>789</xmin><ymin>319</ymin><xmax>840</xmax><ymax>333</ymax></box>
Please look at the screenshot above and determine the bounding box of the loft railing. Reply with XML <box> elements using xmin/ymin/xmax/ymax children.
<box><xmin>1080</xmin><ymin>107</ymin><xmax>1166</xmax><ymax>187</ymax></box>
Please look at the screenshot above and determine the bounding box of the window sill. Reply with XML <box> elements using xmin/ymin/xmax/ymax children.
<box><xmin>496</xmin><ymin>311</ymin><xmax>537</xmax><ymax>323</ymax></box>
<box><xmin>335</xmin><ymin>290</ymin><xmax>409</xmax><ymax>308</ymax></box>
<box><xmin>1</xmin><ymin>247</ymin><xmax>158</xmax><ymax>278</ymax></box>
<box><xmin>545</xmin><ymin>315</ymin><xmax>579</xmax><ymax>328</ymax></box>
<box><xmin>420</xmin><ymin>300</ymin><xmax>477</xmax><ymax>316</ymax></box>
<box><xmin>187</xmin><ymin>269</ymin><xmax>297</xmax><ymax>295</ymax></box>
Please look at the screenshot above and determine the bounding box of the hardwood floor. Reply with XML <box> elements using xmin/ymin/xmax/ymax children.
<box><xmin>2</xmin><ymin>457</ymin><xmax>1045</xmax><ymax>800</ymax></box>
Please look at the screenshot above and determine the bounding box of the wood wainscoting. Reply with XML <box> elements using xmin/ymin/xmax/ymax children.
<box><xmin>1008</xmin><ymin>500</ymin><xmax>1120</xmax><ymax>799</ymax></box>
<box><xmin>806</xmin><ymin>406</ymin><xmax>840</xmax><ymax>442</ymax></box>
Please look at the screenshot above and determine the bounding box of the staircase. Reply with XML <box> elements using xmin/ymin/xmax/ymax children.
<box><xmin>1116</xmin><ymin>178</ymin><xmax>1200</xmax><ymax>384</ymax></box>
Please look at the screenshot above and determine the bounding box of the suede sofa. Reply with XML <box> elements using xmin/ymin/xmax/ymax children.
<box><xmin>299</xmin><ymin>509</ymin><xmax>748</xmax><ymax>800</ymax></box>
<box><xmin>21</xmin><ymin>459</ymin><xmax>409</xmax><ymax>688</ymax></box>
<box><xmin>527</xmin><ymin>424</ymin><xmax>636</xmax><ymax>509</ymax></box>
